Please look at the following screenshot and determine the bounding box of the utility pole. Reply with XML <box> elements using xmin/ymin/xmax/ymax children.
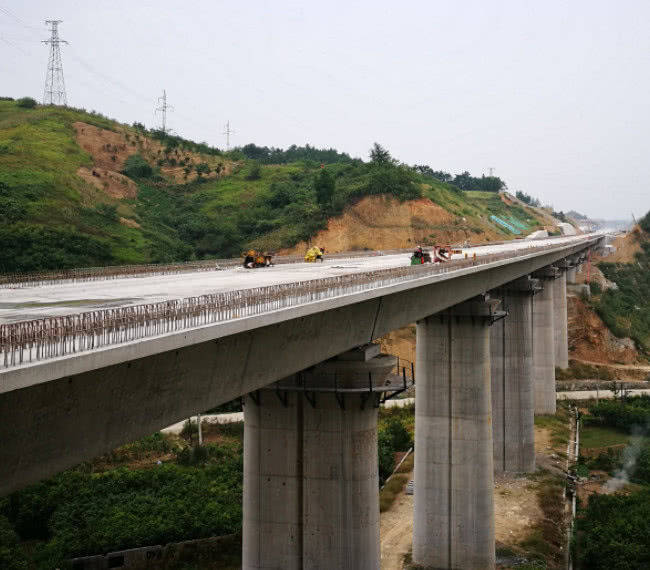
<box><xmin>223</xmin><ymin>120</ymin><xmax>235</xmax><ymax>150</ymax></box>
<box><xmin>42</xmin><ymin>20</ymin><xmax>68</xmax><ymax>106</ymax></box>
<box><xmin>155</xmin><ymin>90</ymin><xmax>173</xmax><ymax>135</ymax></box>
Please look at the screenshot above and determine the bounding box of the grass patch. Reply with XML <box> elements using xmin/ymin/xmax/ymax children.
<box><xmin>379</xmin><ymin>474</ymin><xmax>409</xmax><ymax>513</ymax></box>
<box><xmin>534</xmin><ymin>402</ymin><xmax>571</xmax><ymax>448</ymax></box>
<box><xmin>580</xmin><ymin>425</ymin><xmax>632</xmax><ymax>449</ymax></box>
<box><xmin>518</xmin><ymin>472</ymin><xmax>567</xmax><ymax>568</ymax></box>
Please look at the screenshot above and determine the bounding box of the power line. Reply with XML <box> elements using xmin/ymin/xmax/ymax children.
<box><xmin>42</xmin><ymin>20</ymin><xmax>67</xmax><ymax>105</ymax></box>
<box><xmin>0</xmin><ymin>6</ymin><xmax>42</xmax><ymax>31</ymax></box>
<box><xmin>155</xmin><ymin>89</ymin><xmax>174</xmax><ymax>135</ymax></box>
<box><xmin>0</xmin><ymin>34</ymin><xmax>30</xmax><ymax>56</ymax></box>
<box><xmin>223</xmin><ymin>120</ymin><xmax>235</xmax><ymax>150</ymax></box>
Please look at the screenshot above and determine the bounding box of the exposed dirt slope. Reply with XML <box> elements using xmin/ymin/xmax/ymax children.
<box><xmin>282</xmin><ymin>195</ymin><xmax>507</xmax><ymax>254</ymax></box>
<box><xmin>603</xmin><ymin>225</ymin><xmax>643</xmax><ymax>263</ymax></box>
<box><xmin>568</xmin><ymin>296</ymin><xmax>639</xmax><ymax>364</ymax></box>
<box><xmin>73</xmin><ymin>121</ymin><xmax>232</xmax><ymax>189</ymax></box>
<box><xmin>379</xmin><ymin>326</ymin><xmax>416</xmax><ymax>366</ymax></box>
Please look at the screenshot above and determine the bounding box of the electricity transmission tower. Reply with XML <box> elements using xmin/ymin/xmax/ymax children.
<box><xmin>155</xmin><ymin>90</ymin><xmax>174</xmax><ymax>135</ymax></box>
<box><xmin>223</xmin><ymin>120</ymin><xmax>235</xmax><ymax>150</ymax></box>
<box><xmin>42</xmin><ymin>20</ymin><xmax>68</xmax><ymax>106</ymax></box>
<box><xmin>488</xmin><ymin>167</ymin><xmax>495</xmax><ymax>177</ymax></box>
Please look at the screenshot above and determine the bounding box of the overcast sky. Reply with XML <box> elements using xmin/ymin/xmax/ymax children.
<box><xmin>1</xmin><ymin>1</ymin><xmax>648</xmax><ymax>219</ymax></box>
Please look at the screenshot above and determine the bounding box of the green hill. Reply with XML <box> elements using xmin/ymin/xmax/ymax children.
<box><xmin>0</xmin><ymin>99</ymin><xmax>554</xmax><ymax>273</ymax></box>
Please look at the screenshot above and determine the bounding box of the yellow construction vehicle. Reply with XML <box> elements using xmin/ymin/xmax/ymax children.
<box><xmin>305</xmin><ymin>246</ymin><xmax>325</xmax><ymax>262</ymax></box>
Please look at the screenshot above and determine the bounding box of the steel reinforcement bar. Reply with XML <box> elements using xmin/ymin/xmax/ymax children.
<box><xmin>0</xmin><ymin>242</ymin><xmax>583</xmax><ymax>370</ymax></box>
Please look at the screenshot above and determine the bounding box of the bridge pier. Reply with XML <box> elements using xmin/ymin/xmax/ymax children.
<box><xmin>566</xmin><ymin>264</ymin><xmax>578</xmax><ymax>285</ymax></box>
<box><xmin>553</xmin><ymin>265</ymin><xmax>569</xmax><ymax>369</ymax></box>
<box><xmin>413</xmin><ymin>295</ymin><xmax>504</xmax><ymax>570</ymax></box>
<box><xmin>532</xmin><ymin>267</ymin><xmax>558</xmax><ymax>415</ymax></box>
<box><xmin>490</xmin><ymin>277</ymin><xmax>538</xmax><ymax>473</ymax></box>
<box><xmin>242</xmin><ymin>345</ymin><xmax>395</xmax><ymax>570</ymax></box>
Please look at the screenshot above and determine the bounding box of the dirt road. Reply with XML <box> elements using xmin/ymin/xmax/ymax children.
<box><xmin>380</xmin><ymin>470</ymin><xmax>414</xmax><ymax>570</ymax></box>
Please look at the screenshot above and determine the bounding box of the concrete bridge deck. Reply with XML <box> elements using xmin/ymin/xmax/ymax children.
<box><xmin>0</xmin><ymin>234</ymin><xmax>599</xmax><ymax>495</ymax></box>
<box><xmin>0</xmin><ymin>236</ymin><xmax>587</xmax><ymax>324</ymax></box>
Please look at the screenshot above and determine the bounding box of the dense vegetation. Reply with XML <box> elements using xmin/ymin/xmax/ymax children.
<box><xmin>575</xmin><ymin>396</ymin><xmax>650</xmax><ymax>569</ymax></box>
<box><xmin>0</xmin><ymin>99</ymin><xmax>548</xmax><ymax>273</ymax></box>
<box><xmin>576</xmin><ymin>490</ymin><xmax>650</xmax><ymax>569</ymax></box>
<box><xmin>0</xmin><ymin>431</ymin><xmax>242</xmax><ymax>567</ymax></box>
<box><xmin>413</xmin><ymin>165</ymin><xmax>506</xmax><ymax>193</ymax></box>
<box><xmin>378</xmin><ymin>404</ymin><xmax>414</xmax><ymax>484</ymax></box>
<box><xmin>596</xmin><ymin>210</ymin><xmax>650</xmax><ymax>352</ymax></box>
<box><xmin>0</xmin><ymin>401</ymin><xmax>418</xmax><ymax>567</ymax></box>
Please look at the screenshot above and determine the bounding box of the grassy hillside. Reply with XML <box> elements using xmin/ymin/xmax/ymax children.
<box><xmin>595</xmin><ymin>212</ymin><xmax>650</xmax><ymax>353</ymax></box>
<box><xmin>0</xmin><ymin>100</ymin><xmax>552</xmax><ymax>273</ymax></box>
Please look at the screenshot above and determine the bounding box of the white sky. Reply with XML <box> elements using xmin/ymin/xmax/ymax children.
<box><xmin>1</xmin><ymin>0</ymin><xmax>648</xmax><ymax>219</ymax></box>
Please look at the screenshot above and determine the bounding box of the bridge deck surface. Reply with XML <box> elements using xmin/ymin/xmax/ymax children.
<box><xmin>0</xmin><ymin>236</ymin><xmax>584</xmax><ymax>324</ymax></box>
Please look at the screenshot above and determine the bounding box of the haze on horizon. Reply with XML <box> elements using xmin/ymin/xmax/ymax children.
<box><xmin>1</xmin><ymin>0</ymin><xmax>648</xmax><ymax>220</ymax></box>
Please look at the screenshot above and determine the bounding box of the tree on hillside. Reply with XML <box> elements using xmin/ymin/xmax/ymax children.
<box><xmin>16</xmin><ymin>97</ymin><xmax>37</xmax><ymax>109</ymax></box>
<box><xmin>516</xmin><ymin>191</ymin><xmax>541</xmax><ymax>207</ymax></box>
<box><xmin>195</xmin><ymin>162</ymin><xmax>211</xmax><ymax>179</ymax></box>
<box><xmin>413</xmin><ymin>165</ymin><xmax>453</xmax><ymax>182</ymax></box>
<box><xmin>314</xmin><ymin>169</ymin><xmax>335</xmax><ymax>206</ymax></box>
<box><xmin>369</xmin><ymin>143</ymin><xmax>394</xmax><ymax>166</ymax></box>
<box><xmin>452</xmin><ymin>171</ymin><xmax>476</xmax><ymax>191</ymax></box>
<box><xmin>122</xmin><ymin>154</ymin><xmax>153</xmax><ymax>178</ymax></box>
<box><xmin>478</xmin><ymin>175</ymin><xmax>505</xmax><ymax>193</ymax></box>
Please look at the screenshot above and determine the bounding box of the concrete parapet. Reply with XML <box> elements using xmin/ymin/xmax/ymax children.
<box><xmin>413</xmin><ymin>296</ymin><xmax>502</xmax><ymax>569</ymax></box>
<box><xmin>490</xmin><ymin>277</ymin><xmax>537</xmax><ymax>473</ymax></box>
<box><xmin>242</xmin><ymin>346</ymin><xmax>395</xmax><ymax>570</ymax></box>
<box><xmin>531</xmin><ymin>267</ymin><xmax>558</xmax><ymax>415</ymax></box>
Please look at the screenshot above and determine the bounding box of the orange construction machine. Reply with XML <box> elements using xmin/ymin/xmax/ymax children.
<box><xmin>243</xmin><ymin>250</ymin><xmax>274</xmax><ymax>268</ymax></box>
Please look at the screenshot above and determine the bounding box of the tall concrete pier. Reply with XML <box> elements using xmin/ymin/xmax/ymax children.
<box><xmin>532</xmin><ymin>267</ymin><xmax>558</xmax><ymax>415</ymax></box>
<box><xmin>490</xmin><ymin>277</ymin><xmax>538</xmax><ymax>473</ymax></box>
<box><xmin>413</xmin><ymin>296</ymin><xmax>503</xmax><ymax>569</ymax></box>
<box><xmin>553</xmin><ymin>269</ymin><xmax>569</xmax><ymax>370</ymax></box>
<box><xmin>242</xmin><ymin>345</ymin><xmax>395</xmax><ymax>570</ymax></box>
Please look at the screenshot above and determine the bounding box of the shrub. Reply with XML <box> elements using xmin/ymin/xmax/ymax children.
<box><xmin>245</xmin><ymin>161</ymin><xmax>262</xmax><ymax>180</ymax></box>
<box><xmin>16</xmin><ymin>97</ymin><xmax>37</xmax><ymax>109</ymax></box>
<box><xmin>575</xmin><ymin>489</ymin><xmax>650</xmax><ymax>569</ymax></box>
<box><xmin>0</xmin><ymin>515</ymin><xmax>27</xmax><ymax>569</ymax></box>
<box><xmin>3</xmin><ymin>459</ymin><xmax>242</xmax><ymax>564</ymax></box>
<box><xmin>122</xmin><ymin>153</ymin><xmax>153</xmax><ymax>178</ymax></box>
<box><xmin>195</xmin><ymin>162</ymin><xmax>211</xmax><ymax>178</ymax></box>
<box><xmin>96</xmin><ymin>203</ymin><xmax>118</xmax><ymax>222</ymax></box>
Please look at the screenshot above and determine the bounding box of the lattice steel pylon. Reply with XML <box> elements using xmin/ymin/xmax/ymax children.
<box><xmin>42</xmin><ymin>20</ymin><xmax>68</xmax><ymax>106</ymax></box>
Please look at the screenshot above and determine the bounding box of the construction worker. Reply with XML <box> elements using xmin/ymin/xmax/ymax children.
<box><xmin>305</xmin><ymin>246</ymin><xmax>323</xmax><ymax>262</ymax></box>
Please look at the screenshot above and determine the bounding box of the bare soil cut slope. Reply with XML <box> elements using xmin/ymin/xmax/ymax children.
<box><xmin>281</xmin><ymin>195</ymin><xmax>506</xmax><ymax>254</ymax></box>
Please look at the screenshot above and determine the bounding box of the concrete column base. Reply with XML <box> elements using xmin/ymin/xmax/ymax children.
<box><xmin>243</xmin><ymin>346</ymin><xmax>395</xmax><ymax>570</ymax></box>
<box><xmin>490</xmin><ymin>277</ymin><xmax>537</xmax><ymax>473</ymax></box>
<box><xmin>413</xmin><ymin>296</ymin><xmax>502</xmax><ymax>570</ymax></box>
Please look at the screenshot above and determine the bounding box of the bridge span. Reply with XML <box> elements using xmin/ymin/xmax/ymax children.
<box><xmin>1</xmin><ymin>234</ymin><xmax>602</xmax><ymax>569</ymax></box>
